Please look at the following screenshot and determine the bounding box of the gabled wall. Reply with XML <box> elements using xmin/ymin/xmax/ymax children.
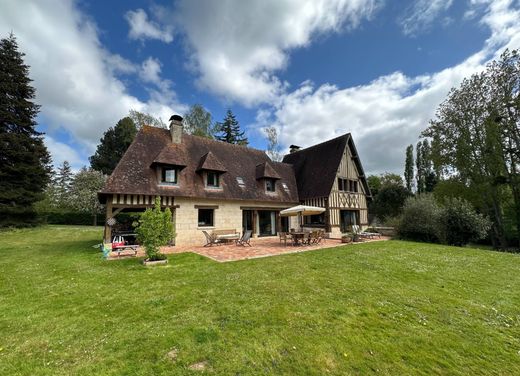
<box><xmin>327</xmin><ymin>144</ymin><xmax>369</xmax><ymax>236</ymax></box>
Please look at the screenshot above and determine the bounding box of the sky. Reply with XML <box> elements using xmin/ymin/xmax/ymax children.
<box><xmin>1</xmin><ymin>0</ymin><xmax>520</xmax><ymax>175</ymax></box>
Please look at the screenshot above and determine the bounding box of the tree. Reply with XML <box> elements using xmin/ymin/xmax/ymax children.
<box><xmin>369</xmin><ymin>173</ymin><xmax>409</xmax><ymax>222</ymax></box>
<box><xmin>367</xmin><ymin>175</ymin><xmax>382</xmax><ymax>197</ymax></box>
<box><xmin>183</xmin><ymin>104</ymin><xmax>214</xmax><ymax>138</ymax></box>
<box><xmin>423</xmin><ymin>50</ymin><xmax>520</xmax><ymax>248</ymax></box>
<box><xmin>439</xmin><ymin>198</ymin><xmax>491</xmax><ymax>246</ymax></box>
<box><xmin>89</xmin><ymin>117</ymin><xmax>137</xmax><ymax>175</ymax></box>
<box><xmin>0</xmin><ymin>33</ymin><xmax>51</xmax><ymax>226</ymax></box>
<box><xmin>265</xmin><ymin>127</ymin><xmax>282</xmax><ymax>161</ymax></box>
<box><xmin>54</xmin><ymin>161</ymin><xmax>73</xmax><ymax>204</ymax></box>
<box><xmin>397</xmin><ymin>194</ymin><xmax>442</xmax><ymax>243</ymax></box>
<box><xmin>404</xmin><ymin>144</ymin><xmax>414</xmax><ymax>192</ymax></box>
<box><xmin>68</xmin><ymin>167</ymin><xmax>106</xmax><ymax>226</ymax></box>
<box><xmin>128</xmin><ymin>109</ymin><xmax>166</xmax><ymax>129</ymax></box>
<box><xmin>134</xmin><ymin>197</ymin><xmax>174</xmax><ymax>261</ymax></box>
<box><xmin>415</xmin><ymin>141</ymin><xmax>425</xmax><ymax>193</ymax></box>
<box><xmin>380</xmin><ymin>172</ymin><xmax>404</xmax><ymax>187</ymax></box>
<box><xmin>215</xmin><ymin>109</ymin><xmax>248</xmax><ymax>145</ymax></box>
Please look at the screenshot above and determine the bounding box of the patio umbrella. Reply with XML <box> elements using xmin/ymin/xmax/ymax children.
<box><xmin>280</xmin><ymin>205</ymin><xmax>326</xmax><ymax>231</ymax></box>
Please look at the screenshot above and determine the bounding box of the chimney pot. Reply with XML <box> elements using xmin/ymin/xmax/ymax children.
<box><xmin>289</xmin><ymin>144</ymin><xmax>301</xmax><ymax>153</ymax></box>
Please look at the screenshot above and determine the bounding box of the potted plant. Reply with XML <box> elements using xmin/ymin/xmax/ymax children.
<box><xmin>341</xmin><ymin>233</ymin><xmax>353</xmax><ymax>243</ymax></box>
<box><xmin>134</xmin><ymin>197</ymin><xmax>175</xmax><ymax>266</ymax></box>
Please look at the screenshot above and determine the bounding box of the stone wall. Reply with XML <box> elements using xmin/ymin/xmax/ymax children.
<box><xmin>173</xmin><ymin>197</ymin><xmax>295</xmax><ymax>246</ymax></box>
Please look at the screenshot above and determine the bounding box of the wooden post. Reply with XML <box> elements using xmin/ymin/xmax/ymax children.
<box><xmin>105</xmin><ymin>199</ymin><xmax>113</xmax><ymax>243</ymax></box>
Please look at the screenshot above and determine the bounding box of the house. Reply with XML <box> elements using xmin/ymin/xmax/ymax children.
<box><xmin>98</xmin><ymin>115</ymin><xmax>371</xmax><ymax>245</ymax></box>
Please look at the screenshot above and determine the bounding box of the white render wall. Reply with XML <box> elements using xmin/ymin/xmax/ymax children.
<box><xmin>173</xmin><ymin>197</ymin><xmax>296</xmax><ymax>246</ymax></box>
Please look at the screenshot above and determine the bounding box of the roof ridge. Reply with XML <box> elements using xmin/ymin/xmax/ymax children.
<box><xmin>285</xmin><ymin>133</ymin><xmax>350</xmax><ymax>156</ymax></box>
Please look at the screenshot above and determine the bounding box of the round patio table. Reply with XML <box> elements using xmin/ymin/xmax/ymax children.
<box><xmin>289</xmin><ymin>232</ymin><xmax>306</xmax><ymax>246</ymax></box>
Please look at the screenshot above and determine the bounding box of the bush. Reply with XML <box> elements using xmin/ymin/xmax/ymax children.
<box><xmin>439</xmin><ymin>198</ymin><xmax>491</xmax><ymax>246</ymax></box>
<box><xmin>38</xmin><ymin>210</ymin><xmax>105</xmax><ymax>226</ymax></box>
<box><xmin>134</xmin><ymin>198</ymin><xmax>174</xmax><ymax>261</ymax></box>
<box><xmin>397</xmin><ymin>194</ymin><xmax>442</xmax><ymax>243</ymax></box>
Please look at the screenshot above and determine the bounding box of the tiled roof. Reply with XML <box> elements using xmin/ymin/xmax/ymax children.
<box><xmin>100</xmin><ymin>126</ymin><xmax>299</xmax><ymax>203</ymax></box>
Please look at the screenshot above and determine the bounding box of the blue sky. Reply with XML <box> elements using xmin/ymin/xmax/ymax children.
<box><xmin>1</xmin><ymin>0</ymin><xmax>519</xmax><ymax>174</ymax></box>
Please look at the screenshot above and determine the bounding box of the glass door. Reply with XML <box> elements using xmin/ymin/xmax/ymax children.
<box><xmin>340</xmin><ymin>210</ymin><xmax>359</xmax><ymax>233</ymax></box>
<box><xmin>258</xmin><ymin>210</ymin><xmax>276</xmax><ymax>236</ymax></box>
<box><xmin>242</xmin><ymin>210</ymin><xmax>253</xmax><ymax>234</ymax></box>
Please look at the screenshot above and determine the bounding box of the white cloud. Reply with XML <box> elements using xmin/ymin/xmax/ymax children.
<box><xmin>124</xmin><ymin>8</ymin><xmax>174</xmax><ymax>43</ymax></box>
<box><xmin>0</xmin><ymin>0</ymin><xmax>186</xmax><ymax>167</ymax></box>
<box><xmin>174</xmin><ymin>0</ymin><xmax>382</xmax><ymax>106</ymax></box>
<box><xmin>259</xmin><ymin>0</ymin><xmax>520</xmax><ymax>174</ymax></box>
<box><xmin>140</xmin><ymin>57</ymin><xmax>163</xmax><ymax>85</ymax></box>
<box><xmin>399</xmin><ymin>0</ymin><xmax>454</xmax><ymax>36</ymax></box>
<box><xmin>44</xmin><ymin>136</ymin><xmax>84</xmax><ymax>169</ymax></box>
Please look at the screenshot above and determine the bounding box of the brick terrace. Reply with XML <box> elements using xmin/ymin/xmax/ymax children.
<box><xmin>108</xmin><ymin>236</ymin><xmax>390</xmax><ymax>262</ymax></box>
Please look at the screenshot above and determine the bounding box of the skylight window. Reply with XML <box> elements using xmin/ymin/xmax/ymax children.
<box><xmin>282</xmin><ymin>182</ymin><xmax>289</xmax><ymax>191</ymax></box>
<box><xmin>236</xmin><ymin>177</ymin><xmax>245</xmax><ymax>187</ymax></box>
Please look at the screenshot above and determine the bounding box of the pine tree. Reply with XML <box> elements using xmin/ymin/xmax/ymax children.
<box><xmin>404</xmin><ymin>144</ymin><xmax>414</xmax><ymax>193</ymax></box>
<box><xmin>215</xmin><ymin>109</ymin><xmax>248</xmax><ymax>145</ymax></box>
<box><xmin>54</xmin><ymin>161</ymin><xmax>73</xmax><ymax>205</ymax></box>
<box><xmin>89</xmin><ymin>117</ymin><xmax>137</xmax><ymax>175</ymax></box>
<box><xmin>0</xmin><ymin>33</ymin><xmax>51</xmax><ymax>226</ymax></box>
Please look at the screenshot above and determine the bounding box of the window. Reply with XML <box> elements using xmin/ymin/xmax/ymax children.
<box><xmin>198</xmin><ymin>209</ymin><xmax>214</xmax><ymax>227</ymax></box>
<box><xmin>305</xmin><ymin>213</ymin><xmax>325</xmax><ymax>225</ymax></box>
<box><xmin>282</xmin><ymin>182</ymin><xmax>289</xmax><ymax>192</ymax></box>
<box><xmin>236</xmin><ymin>176</ymin><xmax>245</xmax><ymax>187</ymax></box>
<box><xmin>265</xmin><ymin>179</ymin><xmax>276</xmax><ymax>192</ymax></box>
<box><xmin>338</xmin><ymin>177</ymin><xmax>347</xmax><ymax>191</ymax></box>
<box><xmin>350</xmin><ymin>180</ymin><xmax>358</xmax><ymax>192</ymax></box>
<box><xmin>206</xmin><ymin>172</ymin><xmax>220</xmax><ymax>187</ymax></box>
<box><xmin>161</xmin><ymin>168</ymin><xmax>177</xmax><ymax>184</ymax></box>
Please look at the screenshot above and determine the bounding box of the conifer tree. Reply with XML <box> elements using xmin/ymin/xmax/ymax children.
<box><xmin>404</xmin><ymin>144</ymin><xmax>414</xmax><ymax>192</ymax></box>
<box><xmin>54</xmin><ymin>161</ymin><xmax>73</xmax><ymax>204</ymax></box>
<box><xmin>89</xmin><ymin>117</ymin><xmax>137</xmax><ymax>175</ymax></box>
<box><xmin>0</xmin><ymin>33</ymin><xmax>51</xmax><ymax>226</ymax></box>
<box><xmin>215</xmin><ymin>109</ymin><xmax>248</xmax><ymax>145</ymax></box>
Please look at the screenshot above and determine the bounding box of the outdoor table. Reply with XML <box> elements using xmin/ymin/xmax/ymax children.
<box><xmin>216</xmin><ymin>233</ymin><xmax>240</xmax><ymax>243</ymax></box>
<box><xmin>289</xmin><ymin>232</ymin><xmax>306</xmax><ymax>246</ymax></box>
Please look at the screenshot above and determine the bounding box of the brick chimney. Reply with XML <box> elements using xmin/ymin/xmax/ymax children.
<box><xmin>169</xmin><ymin>114</ymin><xmax>183</xmax><ymax>143</ymax></box>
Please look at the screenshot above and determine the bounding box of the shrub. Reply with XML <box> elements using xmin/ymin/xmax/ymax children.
<box><xmin>134</xmin><ymin>198</ymin><xmax>174</xmax><ymax>261</ymax></box>
<box><xmin>38</xmin><ymin>210</ymin><xmax>105</xmax><ymax>226</ymax></box>
<box><xmin>439</xmin><ymin>198</ymin><xmax>491</xmax><ymax>246</ymax></box>
<box><xmin>397</xmin><ymin>194</ymin><xmax>442</xmax><ymax>243</ymax></box>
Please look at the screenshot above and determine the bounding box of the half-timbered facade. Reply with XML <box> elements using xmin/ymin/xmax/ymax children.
<box><xmin>282</xmin><ymin>134</ymin><xmax>371</xmax><ymax>237</ymax></box>
<box><xmin>99</xmin><ymin>116</ymin><xmax>371</xmax><ymax>245</ymax></box>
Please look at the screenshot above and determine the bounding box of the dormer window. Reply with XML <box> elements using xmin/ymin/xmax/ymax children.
<box><xmin>206</xmin><ymin>171</ymin><xmax>220</xmax><ymax>188</ymax></box>
<box><xmin>265</xmin><ymin>178</ymin><xmax>276</xmax><ymax>192</ymax></box>
<box><xmin>161</xmin><ymin>167</ymin><xmax>178</xmax><ymax>184</ymax></box>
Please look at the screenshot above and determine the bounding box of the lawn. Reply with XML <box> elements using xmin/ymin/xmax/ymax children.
<box><xmin>1</xmin><ymin>226</ymin><xmax>519</xmax><ymax>375</ymax></box>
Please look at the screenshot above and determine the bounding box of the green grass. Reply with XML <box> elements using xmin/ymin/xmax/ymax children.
<box><xmin>1</xmin><ymin>226</ymin><xmax>520</xmax><ymax>375</ymax></box>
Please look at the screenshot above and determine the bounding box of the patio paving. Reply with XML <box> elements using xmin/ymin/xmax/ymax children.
<box><xmin>107</xmin><ymin>236</ymin><xmax>390</xmax><ymax>262</ymax></box>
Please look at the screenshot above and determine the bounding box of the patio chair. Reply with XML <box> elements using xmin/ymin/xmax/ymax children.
<box><xmin>315</xmin><ymin>230</ymin><xmax>324</xmax><ymax>244</ymax></box>
<box><xmin>352</xmin><ymin>225</ymin><xmax>380</xmax><ymax>239</ymax></box>
<box><xmin>202</xmin><ymin>230</ymin><xmax>221</xmax><ymax>247</ymax></box>
<box><xmin>279</xmin><ymin>232</ymin><xmax>288</xmax><ymax>246</ymax></box>
<box><xmin>303</xmin><ymin>232</ymin><xmax>313</xmax><ymax>245</ymax></box>
<box><xmin>236</xmin><ymin>230</ymin><xmax>252</xmax><ymax>247</ymax></box>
